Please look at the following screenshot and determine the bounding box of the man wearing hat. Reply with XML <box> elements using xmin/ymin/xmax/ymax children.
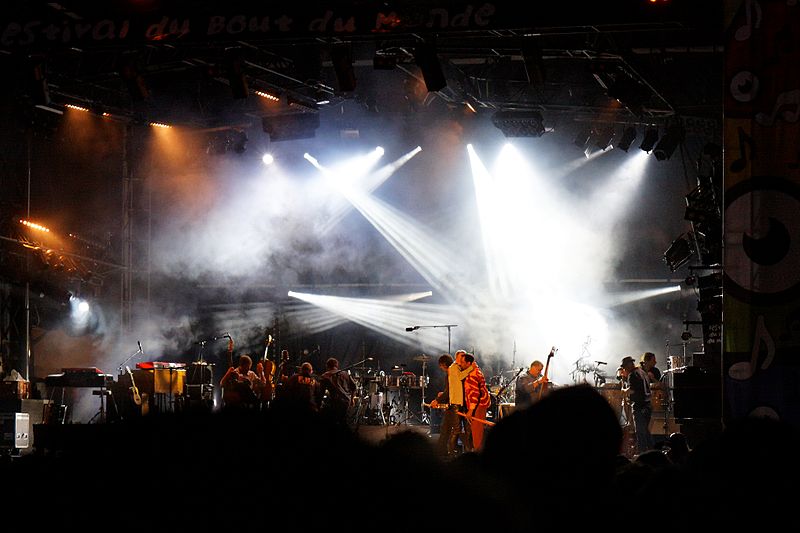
<box><xmin>620</xmin><ymin>355</ymin><xmax>653</xmax><ymax>454</ymax></box>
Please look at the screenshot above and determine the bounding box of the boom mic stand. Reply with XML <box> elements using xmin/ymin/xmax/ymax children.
<box><xmin>405</xmin><ymin>324</ymin><xmax>458</xmax><ymax>354</ymax></box>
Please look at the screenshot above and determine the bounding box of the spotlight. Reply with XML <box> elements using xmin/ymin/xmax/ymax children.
<box><xmin>492</xmin><ymin>110</ymin><xmax>545</xmax><ymax>137</ymax></box>
<box><xmin>653</xmin><ymin>124</ymin><xmax>685</xmax><ymax>161</ymax></box>
<box><xmin>616</xmin><ymin>126</ymin><xmax>637</xmax><ymax>152</ymax></box>
<box><xmin>593</xmin><ymin>127</ymin><xmax>614</xmax><ymax>150</ymax></box>
<box><xmin>262</xmin><ymin>153</ymin><xmax>274</xmax><ymax>165</ymax></box>
<box><xmin>573</xmin><ymin>127</ymin><xmax>592</xmax><ymax>149</ymax></box>
<box><xmin>663</xmin><ymin>233</ymin><xmax>695</xmax><ymax>271</ymax></box>
<box><xmin>639</xmin><ymin>127</ymin><xmax>659</xmax><ymax>153</ymax></box>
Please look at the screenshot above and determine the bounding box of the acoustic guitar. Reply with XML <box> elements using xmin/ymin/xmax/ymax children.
<box><xmin>125</xmin><ymin>365</ymin><xmax>142</xmax><ymax>406</ymax></box>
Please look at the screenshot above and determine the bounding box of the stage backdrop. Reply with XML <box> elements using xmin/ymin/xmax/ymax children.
<box><xmin>724</xmin><ymin>0</ymin><xmax>800</xmax><ymax>425</ymax></box>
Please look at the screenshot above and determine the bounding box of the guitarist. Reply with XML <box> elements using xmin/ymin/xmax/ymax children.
<box><xmin>514</xmin><ymin>359</ymin><xmax>549</xmax><ymax>408</ymax></box>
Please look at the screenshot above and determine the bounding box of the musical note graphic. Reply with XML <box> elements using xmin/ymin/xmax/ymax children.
<box><xmin>750</xmin><ymin>315</ymin><xmax>776</xmax><ymax>372</ymax></box>
<box><xmin>735</xmin><ymin>0</ymin><xmax>763</xmax><ymax>41</ymax></box>
<box><xmin>730</xmin><ymin>127</ymin><xmax>755</xmax><ymax>173</ymax></box>
<box><xmin>755</xmin><ymin>89</ymin><xmax>800</xmax><ymax>126</ymax></box>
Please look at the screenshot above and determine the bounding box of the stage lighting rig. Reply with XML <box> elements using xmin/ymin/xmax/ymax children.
<box><xmin>492</xmin><ymin>110</ymin><xmax>546</xmax><ymax>137</ymax></box>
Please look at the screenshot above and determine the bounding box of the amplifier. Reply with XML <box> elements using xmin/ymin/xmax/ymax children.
<box><xmin>0</xmin><ymin>412</ymin><xmax>30</xmax><ymax>449</ymax></box>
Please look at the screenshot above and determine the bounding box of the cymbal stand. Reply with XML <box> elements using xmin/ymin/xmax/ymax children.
<box><xmin>420</xmin><ymin>357</ymin><xmax>430</xmax><ymax>424</ymax></box>
<box><xmin>394</xmin><ymin>384</ymin><xmax>424</xmax><ymax>426</ymax></box>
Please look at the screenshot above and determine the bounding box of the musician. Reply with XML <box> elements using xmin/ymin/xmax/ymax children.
<box><xmin>431</xmin><ymin>350</ymin><xmax>475</xmax><ymax>455</ymax></box>
<box><xmin>620</xmin><ymin>355</ymin><xmax>653</xmax><ymax>454</ymax></box>
<box><xmin>640</xmin><ymin>351</ymin><xmax>666</xmax><ymax>410</ymax></box>
<box><xmin>319</xmin><ymin>357</ymin><xmax>357</xmax><ymax>426</ymax></box>
<box><xmin>514</xmin><ymin>360</ymin><xmax>548</xmax><ymax>408</ymax></box>
<box><xmin>641</xmin><ymin>352</ymin><xmax>662</xmax><ymax>382</ymax></box>
<box><xmin>461</xmin><ymin>353</ymin><xmax>492</xmax><ymax>450</ymax></box>
<box><xmin>278</xmin><ymin>362</ymin><xmax>322</xmax><ymax>412</ymax></box>
<box><xmin>273</xmin><ymin>349</ymin><xmax>292</xmax><ymax>398</ymax></box>
<box><xmin>220</xmin><ymin>354</ymin><xmax>264</xmax><ymax>409</ymax></box>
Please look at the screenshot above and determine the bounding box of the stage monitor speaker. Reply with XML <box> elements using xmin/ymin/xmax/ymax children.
<box><xmin>0</xmin><ymin>412</ymin><xmax>30</xmax><ymax>449</ymax></box>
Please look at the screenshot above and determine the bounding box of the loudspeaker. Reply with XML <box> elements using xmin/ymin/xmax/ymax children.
<box><xmin>672</xmin><ymin>367</ymin><xmax>721</xmax><ymax>419</ymax></box>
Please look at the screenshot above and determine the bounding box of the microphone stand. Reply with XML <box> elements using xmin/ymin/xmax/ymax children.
<box><xmin>117</xmin><ymin>344</ymin><xmax>143</xmax><ymax>373</ymax></box>
<box><xmin>493</xmin><ymin>367</ymin><xmax>525</xmax><ymax>421</ymax></box>
<box><xmin>406</xmin><ymin>324</ymin><xmax>458</xmax><ymax>354</ymax></box>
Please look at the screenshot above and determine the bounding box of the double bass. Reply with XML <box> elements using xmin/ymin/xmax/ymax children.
<box><xmin>537</xmin><ymin>346</ymin><xmax>556</xmax><ymax>401</ymax></box>
<box><xmin>256</xmin><ymin>334</ymin><xmax>276</xmax><ymax>403</ymax></box>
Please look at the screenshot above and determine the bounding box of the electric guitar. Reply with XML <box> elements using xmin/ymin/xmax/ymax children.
<box><xmin>423</xmin><ymin>402</ymin><xmax>496</xmax><ymax>426</ymax></box>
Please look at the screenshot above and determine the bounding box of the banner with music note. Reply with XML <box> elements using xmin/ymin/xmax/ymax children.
<box><xmin>723</xmin><ymin>0</ymin><xmax>800</xmax><ymax>426</ymax></box>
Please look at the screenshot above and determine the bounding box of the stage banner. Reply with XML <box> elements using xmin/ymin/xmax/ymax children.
<box><xmin>724</xmin><ymin>0</ymin><xmax>800</xmax><ymax>425</ymax></box>
<box><xmin>0</xmin><ymin>1</ymin><xmax>715</xmax><ymax>49</ymax></box>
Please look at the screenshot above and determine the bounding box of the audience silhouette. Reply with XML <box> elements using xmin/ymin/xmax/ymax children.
<box><xmin>2</xmin><ymin>384</ymin><xmax>798</xmax><ymax>532</ymax></box>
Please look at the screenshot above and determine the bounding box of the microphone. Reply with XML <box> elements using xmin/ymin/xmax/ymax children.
<box><xmin>405</xmin><ymin>326</ymin><xmax>419</xmax><ymax>332</ymax></box>
<box><xmin>595</xmin><ymin>361</ymin><xmax>607</xmax><ymax>365</ymax></box>
<box><xmin>367</xmin><ymin>357</ymin><xmax>374</xmax><ymax>361</ymax></box>
<box><xmin>137</xmin><ymin>341</ymin><xmax>143</xmax><ymax>353</ymax></box>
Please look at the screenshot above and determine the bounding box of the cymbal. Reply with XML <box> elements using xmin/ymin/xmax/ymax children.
<box><xmin>413</xmin><ymin>355</ymin><xmax>431</xmax><ymax>362</ymax></box>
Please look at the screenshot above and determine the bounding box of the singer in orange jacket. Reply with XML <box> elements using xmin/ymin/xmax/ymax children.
<box><xmin>461</xmin><ymin>353</ymin><xmax>492</xmax><ymax>450</ymax></box>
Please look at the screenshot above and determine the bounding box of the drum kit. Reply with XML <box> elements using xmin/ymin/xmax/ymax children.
<box><xmin>351</xmin><ymin>354</ymin><xmax>431</xmax><ymax>427</ymax></box>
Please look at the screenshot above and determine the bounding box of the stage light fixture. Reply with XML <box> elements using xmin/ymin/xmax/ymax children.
<box><xmin>616</xmin><ymin>126</ymin><xmax>637</xmax><ymax>152</ymax></box>
<box><xmin>255</xmin><ymin>90</ymin><xmax>280</xmax><ymax>102</ymax></box>
<box><xmin>593</xmin><ymin>127</ymin><xmax>614</xmax><ymax>150</ymax></box>
<box><xmin>262</xmin><ymin>153</ymin><xmax>274</xmax><ymax>165</ymax></box>
<box><xmin>573</xmin><ymin>127</ymin><xmax>592</xmax><ymax>149</ymax></box>
<box><xmin>663</xmin><ymin>233</ymin><xmax>695</xmax><ymax>271</ymax></box>
<box><xmin>492</xmin><ymin>110</ymin><xmax>546</xmax><ymax>137</ymax></box>
<box><xmin>413</xmin><ymin>42</ymin><xmax>447</xmax><ymax>92</ymax></box>
<box><xmin>639</xmin><ymin>127</ymin><xmax>659</xmax><ymax>152</ymax></box>
<box><xmin>653</xmin><ymin>124</ymin><xmax>685</xmax><ymax>161</ymax></box>
<box><xmin>64</xmin><ymin>103</ymin><xmax>89</xmax><ymax>112</ymax></box>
